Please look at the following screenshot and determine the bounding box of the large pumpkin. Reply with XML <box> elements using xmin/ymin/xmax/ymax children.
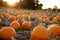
<box><xmin>0</xmin><ymin>27</ymin><xmax>16</xmax><ymax>40</ymax></box>
<box><xmin>48</xmin><ymin>24</ymin><xmax>60</xmax><ymax>37</ymax></box>
<box><xmin>22</xmin><ymin>21</ymin><xmax>31</xmax><ymax>30</ymax></box>
<box><xmin>31</xmin><ymin>26</ymin><xmax>49</xmax><ymax>40</ymax></box>
<box><xmin>9</xmin><ymin>21</ymin><xmax>20</xmax><ymax>30</ymax></box>
<box><xmin>8</xmin><ymin>15</ymin><xmax>17</xmax><ymax>21</ymax></box>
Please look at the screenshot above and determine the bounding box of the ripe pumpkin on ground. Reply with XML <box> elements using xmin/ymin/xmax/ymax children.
<box><xmin>0</xmin><ymin>27</ymin><xmax>16</xmax><ymax>40</ymax></box>
<box><xmin>17</xmin><ymin>15</ymin><xmax>23</xmax><ymax>19</ymax></box>
<box><xmin>4</xmin><ymin>13</ymin><xmax>10</xmax><ymax>18</ymax></box>
<box><xmin>9</xmin><ymin>21</ymin><xmax>21</xmax><ymax>30</ymax></box>
<box><xmin>48</xmin><ymin>24</ymin><xmax>60</xmax><ymax>37</ymax></box>
<box><xmin>31</xmin><ymin>26</ymin><xmax>49</xmax><ymax>40</ymax></box>
<box><xmin>41</xmin><ymin>15</ymin><xmax>50</xmax><ymax>22</ymax></box>
<box><xmin>52</xmin><ymin>16</ymin><xmax>60</xmax><ymax>22</ymax></box>
<box><xmin>8</xmin><ymin>15</ymin><xmax>17</xmax><ymax>21</ymax></box>
<box><xmin>22</xmin><ymin>21</ymin><xmax>31</xmax><ymax>30</ymax></box>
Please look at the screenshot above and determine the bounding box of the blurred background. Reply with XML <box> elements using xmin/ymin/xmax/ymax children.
<box><xmin>0</xmin><ymin>0</ymin><xmax>60</xmax><ymax>10</ymax></box>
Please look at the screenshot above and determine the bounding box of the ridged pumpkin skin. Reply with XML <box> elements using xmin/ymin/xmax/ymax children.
<box><xmin>0</xmin><ymin>27</ymin><xmax>16</xmax><ymax>40</ymax></box>
<box><xmin>22</xmin><ymin>21</ymin><xmax>31</xmax><ymax>30</ymax></box>
<box><xmin>9</xmin><ymin>21</ymin><xmax>20</xmax><ymax>30</ymax></box>
<box><xmin>48</xmin><ymin>24</ymin><xmax>60</xmax><ymax>36</ymax></box>
<box><xmin>8</xmin><ymin>15</ymin><xmax>17</xmax><ymax>21</ymax></box>
<box><xmin>31</xmin><ymin>26</ymin><xmax>49</xmax><ymax>40</ymax></box>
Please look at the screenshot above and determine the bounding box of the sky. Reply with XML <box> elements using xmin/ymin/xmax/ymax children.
<box><xmin>3</xmin><ymin>0</ymin><xmax>20</xmax><ymax>6</ymax></box>
<box><xmin>39</xmin><ymin>0</ymin><xmax>60</xmax><ymax>9</ymax></box>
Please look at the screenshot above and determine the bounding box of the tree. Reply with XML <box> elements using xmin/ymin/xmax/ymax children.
<box><xmin>0</xmin><ymin>0</ymin><xmax>6</xmax><ymax>7</ymax></box>
<box><xmin>0</xmin><ymin>0</ymin><xmax>3</xmax><ymax>6</ymax></box>
<box><xmin>18</xmin><ymin>0</ymin><xmax>35</xmax><ymax>9</ymax></box>
<box><xmin>53</xmin><ymin>5</ymin><xmax>57</xmax><ymax>11</ymax></box>
<box><xmin>18</xmin><ymin>0</ymin><xmax>43</xmax><ymax>9</ymax></box>
<box><xmin>34</xmin><ymin>0</ymin><xmax>43</xmax><ymax>10</ymax></box>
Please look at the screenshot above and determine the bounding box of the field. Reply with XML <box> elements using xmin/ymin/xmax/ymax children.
<box><xmin>0</xmin><ymin>7</ymin><xmax>60</xmax><ymax>40</ymax></box>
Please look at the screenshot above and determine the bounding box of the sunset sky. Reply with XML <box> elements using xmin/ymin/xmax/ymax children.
<box><xmin>3</xmin><ymin>0</ymin><xmax>20</xmax><ymax>6</ymax></box>
<box><xmin>39</xmin><ymin>0</ymin><xmax>60</xmax><ymax>9</ymax></box>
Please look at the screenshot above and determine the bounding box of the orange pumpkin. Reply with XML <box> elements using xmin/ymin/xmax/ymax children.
<box><xmin>17</xmin><ymin>15</ymin><xmax>23</xmax><ymax>19</ymax></box>
<box><xmin>4</xmin><ymin>13</ymin><xmax>10</xmax><ymax>18</ymax></box>
<box><xmin>8</xmin><ymin>15</ymin><xmax>17</xmax><ymax>21</ymax></box>
<box><xmin>48</xmin><ymin>24</ymin><xmax>60</xmax><ymax>37</ymax></box>
<box><xmin>22</xmin><ymin>21</ymin><xmax>31</xmax><ymax>30</ymax></box>
<box><xmin>31</xmin><ymin>26</ymin><xmax>49</xmax><ymax>40</ymax></box>
<box><xmin>52</xmin><ymin>16</ymin><xmax>60</xmax><ymax>22</ymax></box>
<box><xmin>0</xmin><ymin>27</ymin><xmax>16</xmax><ymax>40</ymax></box>
<box><xmin>9</xmin><ymin>21</ymin><xmax>20</xmax><ymax>30</ymax></box>
<box><xmin>41</xmin><ymin>14</ymin><xmax>50</xmax><ymax>22</ymax></box>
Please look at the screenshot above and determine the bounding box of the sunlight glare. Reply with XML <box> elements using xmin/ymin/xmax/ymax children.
<box><xmin>3</xmin><ymin>0</ymin><xmax>20</xmax><ymax>6</ymax></box>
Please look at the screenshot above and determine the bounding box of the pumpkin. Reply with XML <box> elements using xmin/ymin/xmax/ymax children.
<box><xmin>22</xmin><ymin>21</ymin><xmax>31</xmax><ymax>30</ymax></box>
<box><xmin>17</xmin><ymin>15</ymin><xmax>23</xmax><ymax>19</ymax></box>
<box><xmin>9</xmin><ymin>21</ymin><xmax>20</xmax><ymax>30</ymax></box>
<box><xmin>4</xmin><ymin>13</ymin><xmax>10</xmax><ymax>18</ymax></box>
<box><xmin>48</xmin><ymin>24</ymin><xmax>60</xmax><ymax>37</ymax></box>
<box><xmin>31</xmin><ymin>26</ymin><xmax>49</xmax><ymax>40</ymax></box>
<box><xmin>41</xmin><ymin>14</ymin><xmax>50</xmax><ymax>22</ymax></box>
<box><xmin>8</xmin><ymin>15</ymin><xmax>17</xmax><ymax>21</ymax></box>
<box><xmin>0</xmin><ymin>27</ymin><xmax>16</xmax><ymax>40</ymax></box>
<box><xmin>52</xmin><ymin>16</ymin><xmax>60</xmax><ymax>22</ymax></box>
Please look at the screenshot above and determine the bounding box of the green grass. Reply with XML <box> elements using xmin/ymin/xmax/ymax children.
<box><xmin>16</xmin><ymin>29</ymin><xmax>24</xmax><ymax>32</ymax></box>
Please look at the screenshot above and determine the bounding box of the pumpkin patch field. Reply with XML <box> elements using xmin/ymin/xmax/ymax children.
<box><xmin>0</xmin><ymin>7</ymin><xmax>60</xmax><ymax>40</ymax></box>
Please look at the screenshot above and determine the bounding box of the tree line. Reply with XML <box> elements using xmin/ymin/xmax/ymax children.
<box><xmin>0</xmin><ymin>0</ymin><xmax>43</xmax><ymax>9</ymax></box>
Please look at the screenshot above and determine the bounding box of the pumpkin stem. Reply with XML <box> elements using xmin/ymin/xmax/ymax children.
<box><xmin>11</xmin><ymin>36</ymin><xmax>15</xmax><ymax>40</ymax></box>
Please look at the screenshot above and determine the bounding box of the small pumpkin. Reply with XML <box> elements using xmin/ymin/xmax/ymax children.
<box><xmin>4</xmin><ymin>13</ymin><xmax>10</xmax><ymax>18</ymax></box>
<box><xmin>8</xmin><ymin>15</ymin><xmax>17</xmax><ymax>21</ymax></box>
<box><xmin>9</xmin><ymin>21</ymin><xmax>21</xmax><ymax>30</ymax></box>
<box><xmin>52</xmin><ymin>16</ymin><xmax>60</xmax><ymax>22</ymax></box>
<box><xmin>0</xmin><ymin>27</ymin><xmax>16</xmax><ymax>40</ymax></box>
<box><xmin>17</xmin><ymin>15</ymin><xmax>23</xmax><ymax>19</ymax></box>
<box><xmin>41</xmin><ymin>14</ymin><xmax>50</xmax><ymax>22</ymax></box>
<box><xmin>22</xmin><ymin>21</ymin><xmax>31</xmax><ymax>30</ymax></box>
